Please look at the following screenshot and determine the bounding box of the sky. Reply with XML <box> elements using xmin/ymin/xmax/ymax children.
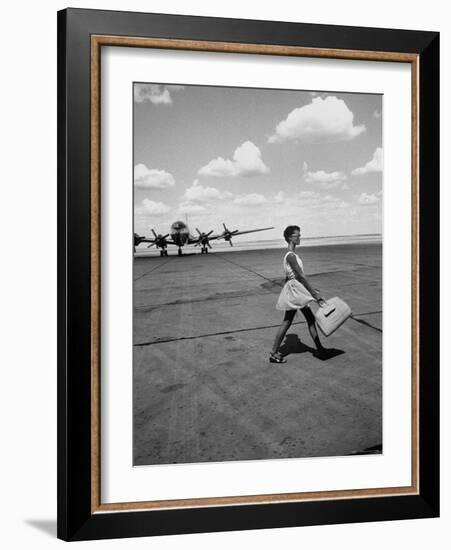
<box><xmin>133</xmin><ymin>83</ymin><xmax>382</xmax><ymax>241</ymax></box>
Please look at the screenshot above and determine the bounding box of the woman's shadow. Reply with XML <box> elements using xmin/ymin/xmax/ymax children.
<box><xmin>279</xmin><ymin>334</ymin><xmax>344</xmax><ymax>361</ymax></box>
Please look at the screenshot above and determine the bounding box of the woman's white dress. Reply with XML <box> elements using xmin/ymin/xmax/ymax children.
<box><xmin>276</xmin><ymin>251</ymin><xmax>315</xmax><ymax>311</ymax></box>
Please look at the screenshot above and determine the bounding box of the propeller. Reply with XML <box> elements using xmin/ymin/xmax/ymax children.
<box><xmin>135</xmin><ymin>230</ymin><xmax>170</xmax><ymax>250</ymax></box>
<box><xmin>155</xmin><ymin>233</ymin><xmax>169</xmax><ymax>248</ymax></box>
<box><xmin>194</xmin><ymin>227</ymin><xmax>214</xmax><ymax>247</ymax></box>
<box><xmin>221</xmin><ymin>223</ymin><xmax>239</xmax><ymax>246</ymax></box>
<box><xmin>147</xmin><ymin>230</ymin><xmax>169</xmax><ymax>249</ymax></box>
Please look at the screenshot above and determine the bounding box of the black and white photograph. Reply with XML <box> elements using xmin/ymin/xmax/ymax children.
<box><xmin>133</xmin><ymin>83</ymin><xmax>383</xmax><ymax>466</ymax></box>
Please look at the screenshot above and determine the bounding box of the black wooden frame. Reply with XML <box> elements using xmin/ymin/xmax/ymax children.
<box><xmin>57</xmin><ymin>7</ymin><xmax>439</xmax><ymax>541</ymax></box>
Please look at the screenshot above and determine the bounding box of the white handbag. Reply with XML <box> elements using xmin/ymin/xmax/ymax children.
<box><xmin>314</xmin><ymin>297</ymin><xmax>352</xmax><ymax>337</ymax></box>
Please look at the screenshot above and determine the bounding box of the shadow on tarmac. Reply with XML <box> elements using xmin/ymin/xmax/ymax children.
<box><xmin>279</xmin><ymin>334</ymin><xmax>345</xmax><ymax>361</ymax></box>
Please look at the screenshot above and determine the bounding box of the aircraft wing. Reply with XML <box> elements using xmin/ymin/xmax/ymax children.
<box><xmin>187</xmin><ymin>234</ymin><xmax>223</xmax><ymax>244</ymax></box>
<box><xmin>137</xmin><ymin>237</ymin><xmax>177</xmax><ymax>245</ymax></box>
<box><xmin>216</xmin><ymin>226</ymin><xmax>274</xmax><ymax>240</ymax></box>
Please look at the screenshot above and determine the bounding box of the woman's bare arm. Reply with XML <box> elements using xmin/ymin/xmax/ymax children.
<box><xmin>286</xmin><ymin>253</ymin><xmax>323</xmax><ymax>302</ymax></box>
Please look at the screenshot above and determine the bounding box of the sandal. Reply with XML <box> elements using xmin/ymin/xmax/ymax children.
<box><xmin>269</xmin><ymin>352</ymin><xmax>287</xmax><ymax>364</ymax></box>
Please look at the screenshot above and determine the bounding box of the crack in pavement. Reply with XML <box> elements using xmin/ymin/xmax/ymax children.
<box><xmin>133</xmin><ymin>259</ymin><xmax>172</xmax><ymax>282</ymax></box>
<box><xmin>216</xmin><ymin>254</ymin><xmax>283</xmax><ymax>285</ymax></box>
<box><xmin>134</xmin><ymin>310</ymin><xmax>382</xmax><ymax>347</ymax></box>
<box><xmin>349</xmin><ymin>314</ymin><xmax>382</xmax><ymax>333</ymax></box>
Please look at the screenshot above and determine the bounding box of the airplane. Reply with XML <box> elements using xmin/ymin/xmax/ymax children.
<box><xmin>134</xmin><ymin>221</ymin><xmax>274</xmax><ymax>256</ymax></box>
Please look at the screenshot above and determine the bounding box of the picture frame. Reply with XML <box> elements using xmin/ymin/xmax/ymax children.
<box><xmin>57</xmin><ymin>7</ymin><xmax>439</xmax><ymax>541</ymax></box>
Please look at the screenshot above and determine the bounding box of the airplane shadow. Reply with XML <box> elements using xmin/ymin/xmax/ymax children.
<box><xmin>279</xmin><ymin>334</ymin><xmax>345</xmax><ymax>362</ymax></box>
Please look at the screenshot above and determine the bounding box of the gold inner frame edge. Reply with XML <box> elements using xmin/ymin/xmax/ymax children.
<box><xmin>90</xmin><ymin>35</ymin><xmax>420</xmax><ymax>514</ymax></box>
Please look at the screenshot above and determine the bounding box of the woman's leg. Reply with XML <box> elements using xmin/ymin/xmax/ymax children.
<box><xmin>271</xmin><ymin>309</ymin><xmax>297</xmax><ymax>355</ymax></box>
<box><xmin>301</xmin><ymin>306</ymin><xmax>325</xmax><ymax>352</ymax></box>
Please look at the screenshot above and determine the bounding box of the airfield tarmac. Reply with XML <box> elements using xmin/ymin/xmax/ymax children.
<box><xmin>133</xmin><ymin>243</ymin><xmax>382</xmax><ymax>465</ymax></box>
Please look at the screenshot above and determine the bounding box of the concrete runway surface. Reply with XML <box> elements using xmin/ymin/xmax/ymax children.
<box><xmin>133</xmin><ymin>243</ymin><xmax>382</xmax><ymax>465</ymax></box>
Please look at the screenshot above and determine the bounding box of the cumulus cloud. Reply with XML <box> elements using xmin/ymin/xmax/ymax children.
<box><xmin>198</xmin><ymin>141</ymin><xmax>269</xmax><ymax>177</ymax></box>
<box><xmin>295</xmin><ymin>190</ymin><xmax>349</xmax><ymax>210</ymax></box>
<box><xmin>134</xmin><ymin>164</ymin><xmax>175</xmax><ymax>189</ymax></box>
<box><xmin>358</xmin><ymin>192</ymin><xmax>380</xmax><ymax>205</ymax></box>
<box><xmin>351</xmin><ymin>147</ymin><xmax>383</xmax><ymax>176</ymax></box>
<box><xmin>304</xmin><ymin>169</ymin><xmax>347</xmax><ymax>189</ymax></box>
<box><xmin>134</xmin><ymin>84</ymin><xmax>184</xmax><ymax>105</ymax></box>
<box><xmin>136</xmin><ymin>198</ymin><xmax>171</xmax><ymax>216</ymax></box>
<box><xmin>373</xmin><ymin>110</ymin><xmax>382</xmax><ymax>119</ymax></box>
<box><xmin>233</xmin><ymin>193</ymin><xmax>267</xmax><ymax>206</ymax></box>
<box><xmin>268</xmin><ymin>96</ymin><xmax>366</xmax><ymax>144</ymax></box>
<box><xmin>178</xmin><ymin>202</ymin><xmax>207</xmax><ymax>215</ymax></box>
<box><xmin>183</xmin><ymin>179</ymin><xmax>232</xmax><ymax>202</ymax></box>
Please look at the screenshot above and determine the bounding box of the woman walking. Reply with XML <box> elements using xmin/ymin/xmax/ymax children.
<box><xmin>270</xmin><ymin>225</ymin><xmax>327</xmax><ymax>364</ymax></box>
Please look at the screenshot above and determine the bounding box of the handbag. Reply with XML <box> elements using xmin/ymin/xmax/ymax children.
<box><xmin>314</xmin><ymin>296</ymin><xmax>351</xmax><ymax>337</ymax></box>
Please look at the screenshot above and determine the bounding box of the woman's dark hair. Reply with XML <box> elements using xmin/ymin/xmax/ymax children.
<box><xmin>283</xmin><ymin>225</ymin><xmax>300</xmax><ymax>243</ymax></box>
